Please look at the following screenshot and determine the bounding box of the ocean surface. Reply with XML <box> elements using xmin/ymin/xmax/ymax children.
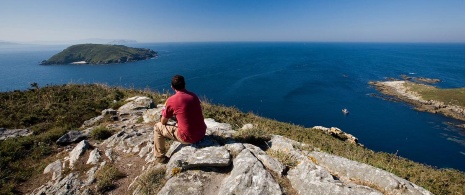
<box><xmin>1</xmin><ymin>42</ymin><xmax>465</xmax><ymax>171</ymax></box>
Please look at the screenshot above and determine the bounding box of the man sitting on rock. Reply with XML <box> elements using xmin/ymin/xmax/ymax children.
<box><xmin>154</xmin><ymin>75</ymin><xmax>207</xmax><ymax>163</ymax></box>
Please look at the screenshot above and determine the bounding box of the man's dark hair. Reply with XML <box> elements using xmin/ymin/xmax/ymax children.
<box><xmin>171</xmin><ymin>75</ymin><xmax>186</xmax><ymax>90</ymax></box>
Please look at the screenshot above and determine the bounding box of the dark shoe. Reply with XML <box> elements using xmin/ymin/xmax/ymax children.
<box><xmin>155</xmin><ymin>156</ymin><xmax>169</xmax><ymax>164</ymax></box>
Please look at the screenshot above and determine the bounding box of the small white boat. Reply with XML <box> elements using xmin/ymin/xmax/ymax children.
<box><xmin>342</xmin><ymin>108</ymin><xmax>349</xmax><ymax>115</ymax></box>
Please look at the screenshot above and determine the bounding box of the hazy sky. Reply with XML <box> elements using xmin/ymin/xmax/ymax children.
<box><xmin>1</xmin><ymin>0</ymin><xmax>465</xmax><ymax>43</ymax></box>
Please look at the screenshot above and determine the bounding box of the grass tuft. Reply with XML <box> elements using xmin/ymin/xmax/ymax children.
<box><xmin>95</xmin><ymin>164</ymin><xmax>125</xmax><ymax>193</ymax></box>
<box><xmin>133</xmin><ymin>167</ymin><xmax>167</xmax><ymax>194</ymax></box>
<box><xmin>266</xmin><ymin>149</ymin><xmax>298</xmax><ymax>169</ymax></box>
<box><xmin>90</xmin><ymin>125</ymin><xmax>113</xmax><ymax>140</ymax></box>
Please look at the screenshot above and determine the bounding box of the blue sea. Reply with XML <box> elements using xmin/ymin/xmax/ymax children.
<box><xmin>1</xmin><ymin>42</ymin><xmax>465</xmax><ymax>171</ymax></box>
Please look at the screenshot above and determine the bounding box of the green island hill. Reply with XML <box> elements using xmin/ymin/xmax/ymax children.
<box><xmin>40</xmin><ymin>44</ymin><xmax>157</xmax><ymax>65</ymax></box>
<box><xmin>0</xmin><ymin>84</ymin><xmax>464</xmax><ymax>194</ymax></box>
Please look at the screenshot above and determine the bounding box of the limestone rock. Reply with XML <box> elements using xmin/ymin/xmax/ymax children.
<box><xmin>67</xmin><ymin>140</ymin><xmax>90</xmax><ymax>168</ymax></box>
<box><xmin>43</xmin><ymin>160</ymin><xmax>62</xmax><ymax>181</ymax></box>
<box><xmin>158</xmin><ymin>170</ymin><xmax>225</xmax><ymax>195</ymax></box>
<box><xmin>224</xmin><ymin>141</ymin><xmax>245</xmax><ymax>156</ymax></box>
<box><xmin>287</xmin><ymin>159</ymin><xmax>382</xmax><ymax>195</ymax></box>
<box><xmin>84</xmin><ymin>166</ymin><xmax>99</xmax><ymax>185</ymax></box>
<box><xmin>165</xmin><ymin>136</ymin><xmax>222</xmax><ymax>178</ymax></box>
<box><xmin>218</xmin><ymin>149</ymin><xmax>282</xmax><ymax>195</ymax></box>
<box><xmin>244</xmin><ymin>144</ymin><xmax>285</xmax><ymax>176</ymax></box>
<box><xmin>0</xmin><ymin>128</ymin><xmax>32</xmax><ymax>141</ymax></box>
<box><xmin>184</xmin><ymin>146</ymin><xmax>231</xmax><ymax>169</ymax></box>
<box><xmin>312</xmin><ymin>126</ymin><xmax>360</xmax><ymax>145</ymax></box>
<box><xmin>56</xmin><ymin>130</ymin><xmax>87</xmax><ymax>145</ymax></box>
<box><xmin>31</xmin><ymin>173</ymin><xmax>82</xmax><ymax>195</ymax></box>
<box><xmin>101</xmin><ymin>108</ymin><xmax>117</xmax><ymax>116</ymax></box>
<box><xmin>205</xmin><ymin>118</ymin><xmax>236</xmax><ymax>138</ymax></box>
<box><xmin>82</xmin><ymin>115</ymin><xmax>104</xmax><ymax>128</ymax></box>
<box><xmin>86</xmin><ymin>148</ymin><xmax>101</xmax><ymax>165</ymax></box>
<box><xmin>118</xmin><ymin>96</ymin><xmax>154</xmax><ymax>114</ymax></box>
<box><xmin>310</xmin><ymin>151</ymin><xmax>433</xmax><ymax>195</ymax></box>
<box><xmin>142</xmin><ymin>106</ymin><xmax>163</xmax><ymax>123</ymax></box>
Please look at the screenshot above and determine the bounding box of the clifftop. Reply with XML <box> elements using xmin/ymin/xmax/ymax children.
<box><xmin>29</xmin><ymin>96</ymin><xmax>431</xmax><ymax>194</ymax></box>
<box><xmin>40</xmin><ymin>44</ymin><xmax>157</xmax><ymax>65</ymax></box>
<box><xmin>0</xmin><ymin>84</ymin><xmax>463</xmax><ymax>194</ymax></box>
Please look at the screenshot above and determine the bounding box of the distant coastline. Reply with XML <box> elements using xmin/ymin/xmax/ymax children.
<box><xmin>370</xmin><ymin>80</ymin><xmax>465</xmax><ymax>126</ymax></box>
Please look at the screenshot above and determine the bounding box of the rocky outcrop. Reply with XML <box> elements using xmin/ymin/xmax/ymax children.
<box><xmin>30</xmin><ymin>96</ymin><xmax>432</xmax><ymax>195</ymax></box>
<box><xmin>56</xmin><ymin>130</ymin><xmax>88</xmax><ymax>145</ymax></box>
<box><xmin>312</xmin><ymin>126</ymin><xmax>361</xmax><ymax>146</ymax></box>
<box><xmin>0</xmin><ymin>128</ymin><xmax>32</xmax><ymax>140</ymax></box>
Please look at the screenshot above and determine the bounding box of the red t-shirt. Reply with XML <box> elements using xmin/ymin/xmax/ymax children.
<box><xmin>162</xmin><ymin>89</ymin><xmax>206</xmax><ymax>143</ymax></box>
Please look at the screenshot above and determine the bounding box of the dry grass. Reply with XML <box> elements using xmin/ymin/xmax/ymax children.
<box><xmin>266</xmin><ymin>149</ymin><xmax>298</xmax><ymax>169</ymax></box>
<box><xmin>132</xmin><ymin>167</ymin><xmax>167</xmax><ymax>194</ymax></box>
<box><xmin>95</xmin><ymin>164</ymin><xmax>126</xmax><ymax>193</ymax></box>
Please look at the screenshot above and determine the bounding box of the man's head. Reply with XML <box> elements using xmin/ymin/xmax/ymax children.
<box><xmin>171</xmin><ymin>75</ymin><xmax>186</xmax><ymax>90</ymax></box>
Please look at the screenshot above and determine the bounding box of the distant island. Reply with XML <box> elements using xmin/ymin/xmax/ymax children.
<box><xmin>40</xmin><ymin>44</ymin><xmax>157</xmax><ymax>65</ymax></box>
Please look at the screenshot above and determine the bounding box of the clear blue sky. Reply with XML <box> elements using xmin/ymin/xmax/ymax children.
<box><xmin>1</xmin><ymin>0</ymin><xmax>464</xmax><ymax>43</ymax></box>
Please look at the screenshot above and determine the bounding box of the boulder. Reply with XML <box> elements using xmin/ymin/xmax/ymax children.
<box><xmin>118</xmin><ymin>96</ymin><xmax>154</xmax><ymax>114</ymax></box>
<box><xmin>218</xmin><ymin>149</ymin><xmax>282</xmax><ymax>195</ymax></box>
<box><xmin>244</xmin><ymin>144</ymin><xmax>285</xmax><ymax>176</ymax></box>
<box><xmin>67</xmin><ymin>140</ymin><xmax>90</xmax><ymax>168</ymax></box>
<box><xmin>183</xmin><ymin>146</ymin><xmax>231</xmax><ymax>169</ymax></box>
<box><xmin>205</xmin><ymin>118</ymin><xmax>236</xmax><ymax>138</ymax></box>
<box><xmin>287</xmin><ymin>159</ymin><xmax>382</xmax><ymax>195</ymax></box>
<box><xmin>82</xmin><ymin>115</ymin><xmax>104</xmax><ymax>128</ymax></box>
<box><xmin>86</xmin><ymin>148</ymin><xmax>101</xmax><ymax>165</ymax></box>
<box><xmin>43</xmin><ymin>160</ymin><xmax>63</xmax><ymax>180</ymax></box>
<box><xmin>56</xmin><ymin>130</ymin><xmax>87</xmax><ymax>145</ymax></box>
<box><xmin>165</xmin><ymin>136</ymin><xmax>222</xmax><ymax>178</ymax></box>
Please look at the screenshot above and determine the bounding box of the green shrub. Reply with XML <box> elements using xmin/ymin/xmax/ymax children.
<box><xmin>91</xmin><ymin>126</ymin><xmax>113</xmax><ymax>140</ymax></box>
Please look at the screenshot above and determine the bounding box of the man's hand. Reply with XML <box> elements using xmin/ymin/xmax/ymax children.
<box><xmin>160</xmin><ymin>116</ymin><xmax>169</xmax><ymax>125</ymax></box>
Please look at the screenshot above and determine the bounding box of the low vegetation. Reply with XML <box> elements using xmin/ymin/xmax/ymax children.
<box><xmin>405</xmin><ymin>82</ymin><xmax>465</xmax><ymax>107</ymax></box>
<box><xmin>0</xmin><ymin>84</ymin><xmax>464</xmax><ymax>194</ymax></box>
<box><xmin>132</xmin><ymin>167</ymin><xmax>167</xmax><ymax>194</ymax></box>
<box><xmin>95</xmin><ymin>164</ymin><xmax>126</xmax><ymax>193</ymax></box>
<box><xmin>0</xmin><ymin>83</ymin><xmax>163</xmax><ymax>194</ymax></box>
<box><xmin>40</xmin><ymin>44</ymin><xmax>157</xmax><ymax>65</ymax></box>
<box><xmin>90</xmin><ymin>125</ymin><xmax>113</xmax><ymax>141</ymax></box>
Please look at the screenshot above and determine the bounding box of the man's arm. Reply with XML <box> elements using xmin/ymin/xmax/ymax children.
<box><xmin>160</xmin><ymin>116</ymin><xmax>169</xmax><ymax>125</ymax></box>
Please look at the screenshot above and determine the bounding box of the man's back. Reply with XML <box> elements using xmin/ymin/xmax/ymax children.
<box><xmin>164</xmin><ymin>89</ymin><xmax>206</xmax><ymax>143</ymax></box>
